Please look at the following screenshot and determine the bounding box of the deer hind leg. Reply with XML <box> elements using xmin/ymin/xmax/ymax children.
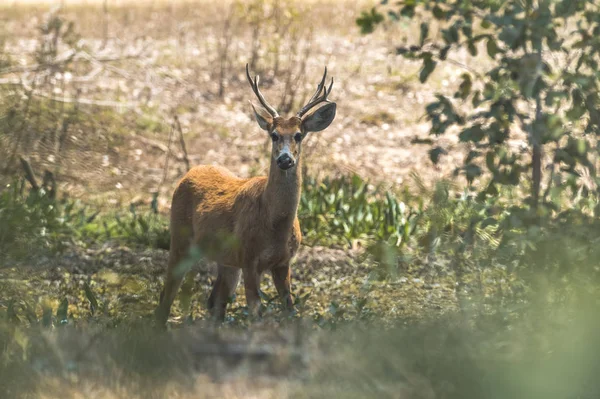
<box><xmin>272</xmin><ymin>265</ymin><xmax>295</xmax><ymax>312</ymax></box>
<box><xmin>155</xmin><ymin>248</ymin><xmax>187</xmax><ymax>325</ymax></box>
<box><xmin>207</xmin><ymin>265</ymin><xmax>241</xmax><ymax>321</ymax></box>
<box><xmin>155</xmin><ymin>218</ymin><xmax>193</xmax><ymax>326</ymax></box>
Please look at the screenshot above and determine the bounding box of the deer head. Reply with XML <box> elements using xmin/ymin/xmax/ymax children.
<box><xmin>246</xmin><ymin>64</ymin><xmax>337</xmax><ymax>170</ymax></box>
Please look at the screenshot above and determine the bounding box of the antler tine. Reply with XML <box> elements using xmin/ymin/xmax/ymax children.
<box><xmin>296</xmin><ymin>67</ymin><xmax>334</xmax><ymax>118</ymax></box>
<box><xmin>304</xmin><ymin>67</ymin><xmax>328</xmax><ymax>106</ymax></box>
<box><xmin>246</xmin><ymin>63</ymin><xmax>279</xmax><ymax>118</ymax></box>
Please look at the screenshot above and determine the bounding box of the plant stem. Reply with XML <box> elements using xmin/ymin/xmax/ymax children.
<box><xmin>532</xmin><ymin>73</ymin><xmax>543</xmax><ymax>210</ymax></box>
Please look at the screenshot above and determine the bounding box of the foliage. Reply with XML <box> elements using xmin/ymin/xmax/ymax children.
<box><xmin>300</xmin><ymin>174</ymin><xmax>419</xmax><ymax>248</ymax></box>
<box><xmin>359</xmin><ymin>0</ymin><xmax>600</xmax><ymax>219</ymax></box>
<box><xmin>0</xmin><ymin>179</ymin><xmax>91</xmax><ymax>258</ymax></box>
<box><xmin>86</xmin><ymin>194</ymin><xmax>170</xmax><ymax>250</ymax></box>
<box><xmin>0</xmin><ymin>179</ymin><xmax>170</xmax><ymax>260</ymax></box>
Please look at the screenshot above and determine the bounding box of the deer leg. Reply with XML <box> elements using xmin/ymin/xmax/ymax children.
<box><xmin>272</xmin><ymin>265</ymin><xmax>295</xmax><ymax>312</ymax></box>
<box><xmin>243</xmin><ymin>267</ymin><xmax>262</xmax><ymax>319</ymax></box>
<box><xmin>155</xmin><ymin>242</ymin><xmax>189</xmax><ymax>325</ymax></box>
<box><xmin>207</xmin><ymin>265</ymin><xmax>241</xmax><ymax>322</ymax></box>
<box><xmin>155</xmin><ymin>206</ymin><xmax>194</xmax><ymax>326</ymax></box>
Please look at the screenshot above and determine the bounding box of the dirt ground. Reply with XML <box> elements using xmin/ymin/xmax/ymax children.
<box><xmin>0</xmin><ymin>4</ymin><xmax>493</xmax><ymax>397</ymax></box>
<box><xmin>0</xmin><ymin>0</ymin><xmax>480</xmax><ymax>211</ymax></box>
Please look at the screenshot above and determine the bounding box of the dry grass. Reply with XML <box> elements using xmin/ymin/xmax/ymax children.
<box><xmin>0</xmin><ymin>4</ymin><xmax>517</xmax><ymax>398</ymax></box>
<box><xmin>0</xmin><ymin>0</ymin><xmax>475</xmax><ymax>211</ymax></box>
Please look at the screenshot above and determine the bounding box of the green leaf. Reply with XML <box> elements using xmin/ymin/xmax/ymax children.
<box><xmin>83</xmin><ymin>282</ymin><xmax>99</xmax><ymax>316</ymax></box>
<box><xmin>419</xmin><ymin>22</ymin><xmax>429</xmax><ymax>47</ymax></box>
<box><xmin>462</xmin><ymin>25</ymin><xmax>473</xmax><ymax>38</ymax></box>
<box><xmin>468</xmin><ymin>41</ymin><xmax>477</xmax><ymax>56</ymax></box>
<box><xmin>566</xmin><ymin>105</ymin><xmax>586</xmax><ymax>121</ymax></box>
<box><xmin>432</xmin><ymin>5</ymin><xmax>445</xmax><ymax>20</ymax></box>
<box><xmin>138</xmin><ymin>216</ymin><xmax>149</xmax><ymax>233</ymax></box>
<box><xmin>6</xmin><ymin>300</ymin><xmax>20</xmax><ymax>323</ymax></box>
<box><xmin>486</xmin><ymin>151</ymin><xmax>497</xmax><ymax>172</ymax></box>
<box><xmin>400</xmin><ymin>5</ymin><xmax>416</xmax><ymax>18</ymax></box>
<box><xmin>486</xmin><ymin>38</ymin><xmax>499</xmax><ymax>58</ymax></box>
<box><xmin>56</xmin><ymin>298</ymin><xmax>68</xmax><ymax>326</ymax></box>
<box><xmin>356</xmin><ymin>8</ymin><xmax>384</xmax><ymax>35</ymax></box>
<box><xmin>442</xmin><ymin>26</ymin><xmax>460</xmax><ymax>44</ymax></box>
<box><xmin>439</xmin><ymin>45</ymin><xmax>451</xmax><ymax>60</ymax></box>
<box><xmin>465</xmin><ymin>164</ymin><xmax>482</xmax><ymax>184</ymax></box>
<box><xmin>42</xmin><ymin>305</ymin><xmax>52</xmax><ymax>327</ymax></box>
<box><xmin>459</xmin><ymin>125</ymin><xmax>484</xmax><ymax>143</ymax></box>
<box><xmin>429</xmin><ymin>147</ymin><xmax>447</xmax><ymax>164</ymax></box>
<box><xmin>456</xmin><ymin>73</ymin><xmax>472</xmax><ymax>100</ymax></box>
<box><xmin>151</xmin><ymin>192</ymin><xmax>159</xmax><ymax>214</ymax></box>
<box><xmin>420</xmin><ymin>57</ymin><xmax>437</xmax><ymax>83</ymax></box>
<box><xmin>471</xmin><ymin>90</ymin><xmax>482</xmax><ymax>107</ymax></box>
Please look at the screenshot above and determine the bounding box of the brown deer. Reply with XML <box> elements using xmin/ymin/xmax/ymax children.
<box><xmin>155</xmin><ymin>64</ymin><xmax>336</xmax><ymax>324</ymax></box>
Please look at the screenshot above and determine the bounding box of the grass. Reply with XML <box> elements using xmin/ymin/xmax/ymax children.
<box><xmin>2</xmin><ymin>171</ymin><xmax>600</xmax><ymax>398</ymax></box>
<box><xmin>0</xmin><ymin>285</ymin><xmax>599</xmax><ymax>399</ymax></box>
<box><xmin>300</xmin><ymin>174</ymin><xmax>419</xmax><ymax>248</ymax></box>
<box><xmin>1</xmin><ymin>1</ymin><xmax>600</xmax><ymax>397</ymax></box>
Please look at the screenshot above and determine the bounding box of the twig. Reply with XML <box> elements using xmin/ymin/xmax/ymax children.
<box><xmin>0</xmin><ymin>49</ymin><xmax>77</xmax><ymax>75</ymax></box>
<box><xmin>19</xmin><ymin>156</ymin><xmax>40</xmax><ymax>191</ymax></box>
<box><xmin>134</xmin><ymin>134</ymin><xmax>185</xmax><ymax>162</ymax></box>
<box><xmin>4</xmin><ymin>74</ymin><xmax>39</xmax><ymax>173</ymax></box>
<box><xmin>161</xmin><ymin>122</ymin><xmax>175</xmax><ymax>187</ymax></box>
<box><xmin>0</xmin><ymin>67</ymin><xmax>103</xmax><ymax>86</ymax></box>
<box><xmin>173</xmin><ymin>114</ymin><xmax>191</xmax><ymax>171</ymax></box>
<box><xmin>0</xmin><ymin>50</ymin><xmax>143</xmax><ymax>77</ymax></box>
<box><xmin>100</xmin><ymin>0</ymin><xmax>109</xmax><ymax>50</ymax></box>
<box><xmin>217</xmin><ymin>4</ymin><xmax>235</xmax><ymax>98</ymax></box>
<box><xmin>27</xmin><ymin>90</ymin><xmax>138</xmax><ymax>108</ymax></box>
<box><xmin>443</xmin><ymin>57</ymin><xmax>482</xmax><ymax>78</ymax></box>
<box><xmin>77</xmin><ymin>51</ymin><xmax>134</xmax><ymax>80</ymax></box>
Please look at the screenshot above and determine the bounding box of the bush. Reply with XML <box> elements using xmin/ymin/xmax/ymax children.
<box><xmin>0</xmin><ymin>179</ymin><xmax>89</xmax><ymax>259</ymax></box>
<box><xmin>300</xmin><ymin>174</ymin><xmax>419</xmax><ymax>248</ymax></box>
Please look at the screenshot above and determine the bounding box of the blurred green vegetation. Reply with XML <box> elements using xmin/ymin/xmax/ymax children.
<box><xmin>0</xmin><ymin>181</ymin><xmax>169</xmax><ymax>258</ymax></box>
<box><xmin>1</xmin><ymin>2</ymin><xmax>600</xmax><ymax>398</ymax></box>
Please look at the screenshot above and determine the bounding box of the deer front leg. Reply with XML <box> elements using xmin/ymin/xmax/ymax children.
<box><xmin>243</xmin><ymin>268</ymin><xmax>262</xmax><ymax>319</ymax></box>
<box><xmin>272</xmin><ymin>265</ymin><xmax>294</xmax><ymax>313</ymax></box>
<box><xmin>207</xmin><ymin>265</ymin><xmax>241</xmax><ymax>322</ymax></box>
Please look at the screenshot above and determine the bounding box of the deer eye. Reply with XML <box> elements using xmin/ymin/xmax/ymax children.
<box><xmin>271</xmin><ymin>132</ymin><xmax>279</xmax><ymax>141</ymax></box>
<box><xmin>294</xmin><ymin>133</ymin><xmax>302</xmax><ymax>142</ymax></box>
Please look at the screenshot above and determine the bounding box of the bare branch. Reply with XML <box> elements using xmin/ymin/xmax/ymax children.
<box><xmin>174</xmin><ymin>114</ymin><xmax>191</xmax><ymax>171</ymax></box>
<box><xmin>0</xmin><ymin>49</ymin><xmax>143</xmax><ymax>77</ymax></box>
<box><xmin>19</xmin><ymin>156</ymin><xmax>40</xmax><ymax>191</ymax></box>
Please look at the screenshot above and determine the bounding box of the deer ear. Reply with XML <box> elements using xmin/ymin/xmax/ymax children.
<box><xmin>301</xmin><ymin>102</ymin><xmax>337</xmax><ymax>133</ymax></box>
<box><xmin>250</xmin><ymin>103</ymin><xmax>272</xmax><ymax>131</ymax></box>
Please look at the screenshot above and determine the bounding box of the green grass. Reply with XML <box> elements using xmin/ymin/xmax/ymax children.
<box><xmin>3</xmin><ymin>172</ymin><xmax>600</xmax><ymax>398</ymax></box>
<box><xmin>0</xmin><ymin>180</ymin><xmax>89</xmax><ymax>258</ymax></box>
<box><xmin>300</xmin><ymin>174</ymin><xmax>419</xmax><ymax>248</ymax></box>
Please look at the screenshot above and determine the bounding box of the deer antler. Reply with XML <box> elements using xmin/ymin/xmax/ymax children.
<box><xmin>246</xmin><ymin>64</ymin><xmax>279</xmax><ymax>118</ymax></box>
<box><xmin>296</xmin><ymin>67</ymin><xmax>334</xmax><ymax>119</ymax></box>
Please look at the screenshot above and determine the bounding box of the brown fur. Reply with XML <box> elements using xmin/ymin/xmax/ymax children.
<box><xmin>156</xmin><ymin>64</ymin><xmax>336</xmax><ymax>323</ymax></box>
<box><xmin>155</xmin><ymin>118</ymin><xmax>304</xmax><ymax>323</ymax></box>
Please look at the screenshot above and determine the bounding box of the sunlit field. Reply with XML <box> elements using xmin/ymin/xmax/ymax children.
<box><xmin>2</xmin><ymin>0</ymin><xmax>600</xmax><ymax>398</ymax></box>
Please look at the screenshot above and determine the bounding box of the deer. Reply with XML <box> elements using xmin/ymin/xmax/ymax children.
<box><xmin>155</xmin><ymin>64</ymin><xmax>337</xmax><ymax>324</ymax></box>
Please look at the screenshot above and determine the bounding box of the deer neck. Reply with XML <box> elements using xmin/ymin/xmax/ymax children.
<box><xmin>263</xmin><ymin>158</ymin><xmax>302</xmax><ymax>230</ymax></box>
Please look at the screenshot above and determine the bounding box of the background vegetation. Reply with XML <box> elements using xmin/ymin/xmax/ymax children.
<box><xmin>1</xmin><ymin>0</ymin><xmax>600</xmax><ymax>398</ymax></box>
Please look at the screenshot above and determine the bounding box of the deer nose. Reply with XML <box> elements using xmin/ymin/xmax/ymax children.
<box><xmin>277</xmin><ymin>153</ymin><xmax>295</xmax><ymax>170</ymax></box>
